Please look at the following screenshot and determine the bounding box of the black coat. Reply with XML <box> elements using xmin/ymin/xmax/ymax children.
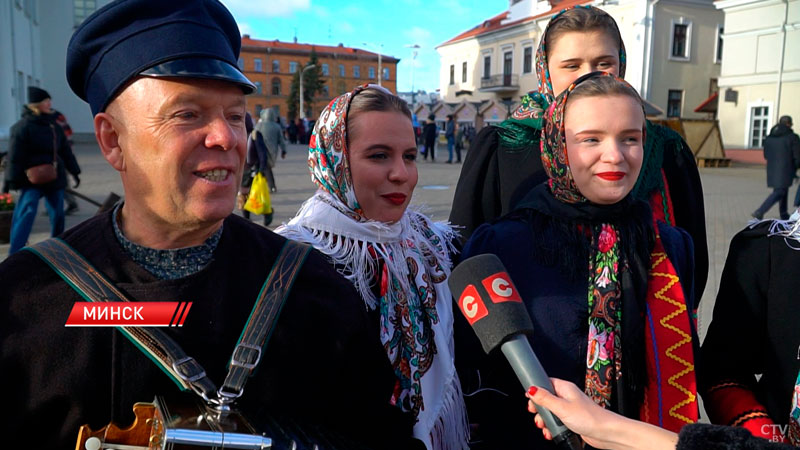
<box><xmin>5</xmin><ymin>107</ymin><xmax>81</xmax><ymax>191</ymax></box>
<box><xmin>699</xmin><ymin>221</ymin><xmax>800</xmax><ymax>427</ymax></box>
<box><xmin>763</xmin><ymin>124</ymin><xmax>800</xmax><ymax>189</ymax></box>
<box><xmin>0</xmin><ymin>212</ymin><xmax>415</xmax><ymax>449</ymax></box>
<box><xmin>450</xmin><ymin>120</ymin><xmax>709</xmax><ymax>304</ymax></box>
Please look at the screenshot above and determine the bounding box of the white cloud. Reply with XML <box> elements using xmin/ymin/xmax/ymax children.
<box><xmin>340</xmin><ymin>22</ymin><xmax>355</xmax><ymax>34</ymax></box>
<box><xmin>237</xmin><ymin>22</ymin><xmax>253</xmax><ymax>37</ymax></box>
<box><xmin>404</xmin><ymin>26</ymin><xmax>432</xmax><ymax>45</ymax></box>
<box><xmin>221</xmin><ymin>0</ymin><xmax>311</xmax><ymax>19</ymax></box>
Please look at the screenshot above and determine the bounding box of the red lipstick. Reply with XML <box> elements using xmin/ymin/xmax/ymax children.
<box><xmin>381</xmin><ymin>193</ymin><xmax>407</xmax><ymax>205</ymax></box>
<box><xmin>596</xmin><ymin>172</ymin><xmax>625</xmax><ymax>181</ymax></box>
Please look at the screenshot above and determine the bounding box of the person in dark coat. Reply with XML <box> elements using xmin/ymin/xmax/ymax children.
<box><xmin>0</xmin><ymin>2</ymin><xmax>416</xmax><ymax>448</ymax></box>
<box><xmin>457</xmin><ymin>73</ymin><xmax>699</xmax><ymax>449</ymax></box>
<box><xmin>699</xmin><ymin>213</ymin><xmax>800</xmax><ymax>445</ymax></box>
<box><xmin>448</xmin><ymin>5</ymin><xmax>709</xmax><ymax>305</ymax></box>
<box><xmin>5</xmin><ymin>86</ymin><xmax>81</xmax><ymax>254</ymax></box>
<box><xmin>753</xmin><ymin>115</ymin><xmax>800</xmax><ymax>220</ymax></box>
<box><xmin>422</xmin><ymin>114</ymin><xmax>438</xmax><ymax>162</ymax></box>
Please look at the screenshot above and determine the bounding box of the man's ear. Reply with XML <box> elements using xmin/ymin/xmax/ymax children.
<box><xmin>94</xmin><ymin>112</ymin><xmax>125</xmax><ymax>171</ymax></box>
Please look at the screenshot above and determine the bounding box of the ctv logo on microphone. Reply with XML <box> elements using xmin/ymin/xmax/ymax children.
<box><xmin>459</xmin><ymin>285</ymin><xmax>488</xmax><ymax>325</ymax></box>
<box><xmin>482</xmin><ymin>272</ymin><xmax>522</xmax><ymax>303</ymax></box>
<box><xmin>457</xmin><ymin>271</ymin><xmax>522</xmax><ymax>325</ymax></box>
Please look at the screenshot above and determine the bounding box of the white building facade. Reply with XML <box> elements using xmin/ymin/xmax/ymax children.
<box><xmin>1</xmin><ymin>0</ymin><xmax>111</xmax><ymax>144</ymax></box>
<box><xmin>715</xmin><ymin>0</ymin><xmax>800</xmax><ymax>149</ymax></box>
<box><xmin>436</xmin><ymin>0</ymin><xmax>723</xmax><ymax>127</ymax></box>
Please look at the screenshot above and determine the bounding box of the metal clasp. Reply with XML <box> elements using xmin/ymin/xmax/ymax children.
<box><xmin>172</xmin><ymin>356</ymin><xmax>207</xmax><ymax>383</ymax></box>
<box><xmin>230</xmin><ymin>343</ymin><xmax>262</xmax><ymax>370</ymax></box>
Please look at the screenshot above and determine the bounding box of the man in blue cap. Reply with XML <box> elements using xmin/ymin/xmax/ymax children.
<box><xmin>0</xmin><ymin>1</ymin><xmax>418</xmax><ymax>448</ymax></box>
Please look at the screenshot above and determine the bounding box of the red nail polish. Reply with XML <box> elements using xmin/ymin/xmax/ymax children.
<box><xmin>528</xmin><ymin>386</ymin><xmax>538</xmax><ymax>396</ymax></box>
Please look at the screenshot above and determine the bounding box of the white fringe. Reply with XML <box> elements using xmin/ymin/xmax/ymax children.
<box><xmin>425</xmin><ymin>373</ymin><xmax>471</xmax><ymax>450</ymax></box>
<box><xmin>751</xmin><ymin>209</ymin><xmax>800</xmax><ymax>251</ymax></box>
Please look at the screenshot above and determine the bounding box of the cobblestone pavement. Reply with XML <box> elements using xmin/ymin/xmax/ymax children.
<box><xmin>1</xmin><ymin>142</ymin><xmax>789</xmax><ymax>344</ymax></box>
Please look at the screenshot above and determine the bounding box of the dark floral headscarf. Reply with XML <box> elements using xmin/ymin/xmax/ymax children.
<box><xmin>541</xmin><ymin>71</ymin><xmax>644</xmax><ymax>204</ymax></box>
<box><xmin>535</xmin><ymin>5</ymin><xmax>627</xmax><ymax>102</ymax></box>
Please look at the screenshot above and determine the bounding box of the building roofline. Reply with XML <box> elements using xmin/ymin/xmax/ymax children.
<box><xmin>241</xmin><ymin>37</ymin><xmax>400</xmax><ymax>63</ymax></box>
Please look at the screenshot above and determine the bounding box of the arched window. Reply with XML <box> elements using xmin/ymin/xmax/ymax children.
<box><xmin>272</xmin><ymin>78</ymin><xmax>281</xmax><ymax>96</ymax></box>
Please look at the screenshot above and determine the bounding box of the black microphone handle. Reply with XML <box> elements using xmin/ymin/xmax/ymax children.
<box><xmin>500</xmin><ymin>334</ymin><xmax>584</xmax><ymax>450</ymax></box>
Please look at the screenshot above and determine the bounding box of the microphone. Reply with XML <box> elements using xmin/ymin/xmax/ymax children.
<box><xmin>449</xmin><ymin>254</ymin><xmax>583</xmax><ymax>450</ymax></box>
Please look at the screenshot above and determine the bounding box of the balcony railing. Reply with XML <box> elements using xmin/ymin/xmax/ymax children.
<box><xmin>480</xmin><ymin>74</ymin><xmax>519</xmax><ymax>91</ymax></box>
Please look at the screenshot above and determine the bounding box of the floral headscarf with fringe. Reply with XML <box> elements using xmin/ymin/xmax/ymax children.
<box><xmin>279</xmin><ymin>85</ymin><xmax>469</xmax><ymax>450</ymax></box>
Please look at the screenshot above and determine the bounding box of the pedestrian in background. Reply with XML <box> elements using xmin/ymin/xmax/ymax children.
<box><xmin>423</xmin><ymin>114</ymin><xmax>438</xmax><ymax>162</ymax></box>
<box><xmin>296</xmin><ymin>117</ymin><xmax>306</xmax><ymax>146</ymax></box>
<box><xmin>46</xmin><ymin>104</ymin><xmax>80</xmax><ymax>215</ymax></box>
<box><xmin>5</xmin><ymin>86</ymin><xmax>81</xmax><ymax>254</ymax></box>
<box><xmin>256</xmin><ymin>108</ymin><xmax>286</xmax><ymax>193</ymax></box>
<box><xmin>287</xmin><ymin>119</ymin><xmax>298</xmax><ymax>144</ymax></box>
<box><xmin>445</xmin><ymin>114</ymin><xmax>455</xmax><ymax>163</ymax></box>
<box><xmin>454</xmin><ymin>121</ymin><xmax>464</xmax><ymax>164</ymax></box>
<box><xmin>752</xmin><ymin>115</ymin><xmax>800</xmax><ymax>220</ymax></box>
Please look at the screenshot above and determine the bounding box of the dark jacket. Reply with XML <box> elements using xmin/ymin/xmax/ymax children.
<box><xmin>699</xmin><ymin>221</ymin><xmax>800</xmax><ymax>430</ymax></box>
<box><xmin>0</xmin><ymin>212</ymin><xmax>415</xmax><ymax>449</ymax></box>
<box><xmin>456</xmin><ymin>205</ymin><xmax>695</xmax><ymax>449</ymax></box>
<box><xmin>422</xmin><ymin>122</ymin><xmax>438</xmax><ymax>145</ymax></box>
<box><xmin>5</xmin><ymin>106</ymin><xmax>80</xmax><ymax>191</ymax></box>
<box><xmin>449</xmin><ymin>120</ymin><xmax>709</xmax><ymax>305</ymax></box>
<box><xmin>763</xmin><ymin>124</ymin><xmax>800</xmax><ymax>189</ymax></box>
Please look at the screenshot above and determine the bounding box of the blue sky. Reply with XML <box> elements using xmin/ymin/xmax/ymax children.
<box><xmin>221</xmin><ymin>0</ymin><xmax>507</xmax><ymax>94</ymax></box>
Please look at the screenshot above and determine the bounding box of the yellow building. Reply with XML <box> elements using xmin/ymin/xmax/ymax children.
<box><xmin>239</xmin><ymin>36</ymin><xmax>399</xmax><ymax>122</ymax></box>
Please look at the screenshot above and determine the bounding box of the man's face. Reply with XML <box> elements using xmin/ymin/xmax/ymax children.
<box><xmin>109</xmin><ymin>77</ymin><xmax>247</xmax><ymax>229</ymax></box>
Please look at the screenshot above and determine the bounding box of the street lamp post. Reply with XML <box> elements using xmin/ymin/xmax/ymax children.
<box><xmin>299</xmin><ymin>63</ymin><xmax>316</xmax><ymax>119</ymax></box>
<box><xmin>362</xmin><ymin>42</ymin><xmax>383</xmax><ymax>86</ymax></box>
<box><xmin>406</xmin><ymin>44</ymin><xmax>420</xmax><ymax>107</ymax></box>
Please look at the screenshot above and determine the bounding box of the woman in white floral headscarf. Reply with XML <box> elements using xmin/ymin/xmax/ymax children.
<box><xmin>277</xmin><ymin>85</ymin><xmax>469</xmax><ymax>450</ymax></box>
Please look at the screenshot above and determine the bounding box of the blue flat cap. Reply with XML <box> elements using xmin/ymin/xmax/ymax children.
<box><xmin>67</xmin><ymin>0</ymin><xmax>255</xmax><ymax>115</ymax></box>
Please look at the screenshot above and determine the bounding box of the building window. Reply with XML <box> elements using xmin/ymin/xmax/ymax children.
<box><xmin>337</xmin><ymin>81</ymin><xmax>346</xmax><ymax>94</ymax></box>
<box><xmin>670</xmin><ymin>21</ymin><xmax>691</xmax><ymax>60</ymax></box>
<box><xmin>667</xmin><ymin>90</ymin><xmax>682</xmax><ymax>117</ymax></box>
<box><xmin>369</xmin><ymin>67</ymin><xmax>376</xmax><ymax>79</ymax></box>
<box><xmin>353</xmin><ymin>65</ymin><xmax>360</xmax><ymax>78</ymax></box>
<box><xmin>383</xmin><ymin>67</ymin><xmax>390</xmax><ymax>80</ymax></box>
<box><xmin>715</xmin><ymin>25</ymin><xmax>724</xmax><ymax>64</ymax></box>
<box><xmin>238</xmin><ymin>57</ymin><xmax>244</xmax><ymax>70</ymax></box>
<box><xmin>255</xmin><ymin>82</ymin><xmax>263</xmax><ymax>94</ymax></box>
<box><xmin>462</xmin><ymin>62</ymin><xmax>467</xmax><ymax>83</ymax></box>
<box><xmin>253</xmin><ymin>58</ymin><xmax>262</xmax><ymax>72</ymax></box>
<box><xmin>750</xmin><ymin>106</ymin><xmax>770</xmax><ymax>148</ymax></box>
<box><xmin>339</xmin><ymin>64</ymin><xmax>345</xmax><ymax>77</ymax></box>
<box><xmin>271</xmin><ymin>78</ymin><xmax>281</xmax><ymax>96</ymax></box>
<box><xmin>449</xmin><ymin>65</ymin><xmax>455</xmax><ymax>85</ymax></box>
<box><xmin>272</xmin><ymin>60</ymin><xmax>280</xmax><ymax>73</ymax></box>
<box><xmin>322</xmin><ymin>63</ymin><xmax>329</xmax><ymax>76</ymax></box>
<box><xmin>323</xmin><ymin>85</ymin><xmax>329</xmax><ymax>96</ymax></box>
<box><xmin>74</xmin><ymin>0</ymin><xmax>97</xmax><ymax>27</ymax></box>
<box><xmin>523</xmin><ymin>47</ymin><xmax>533</xmax><ymax>73</ymax></box>
<box><xmin>289</xmin><ymin>62</ymin><xmax>298</xmax><ymax>73</ymax></box>
<box><xmin>255</xmin><ymin>104</ymin><xmax>263</xmax><ymax>116</ymax></box>
<box><xmin>483</xmin><ymin>56</ymin><xmax>491</xmax><ymax>79</ymax></box>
